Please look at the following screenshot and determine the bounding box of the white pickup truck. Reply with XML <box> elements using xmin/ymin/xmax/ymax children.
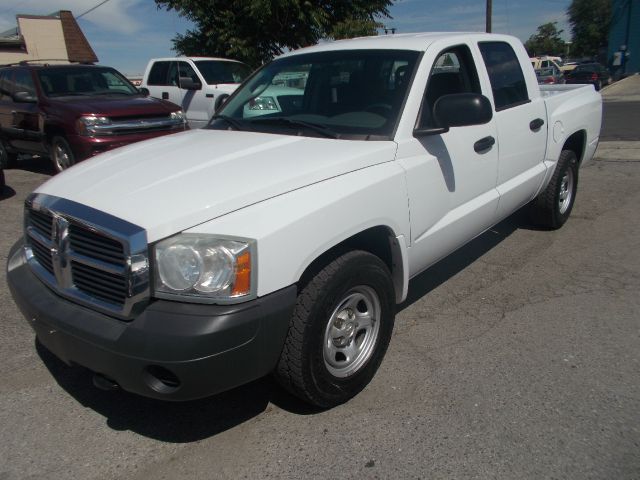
<box><xmin>7</xmin><ymin>33</ymin><xmax>602</xmax><ymax>408</ymax></box>
<box><xmin>140</xmin><ymin>57</ymin><xmax>252</xmax><ymax>128</ymax></box>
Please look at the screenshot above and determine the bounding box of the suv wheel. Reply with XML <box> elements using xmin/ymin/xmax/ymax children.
<box><xmin>0</xmin><ymin>140</ymin><xmax>17</xmax><ymax>169</ymax></box>
<box><xmin>50</xmin><ymin>136</ymin><xmax>75</xmax><ymax>172</ymax></box>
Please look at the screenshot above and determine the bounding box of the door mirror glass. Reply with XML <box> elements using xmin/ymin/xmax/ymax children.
<box><xmin>138</xmin><ymin>87</ymin><xmax>150</xmax><ymax>96</ymax></box>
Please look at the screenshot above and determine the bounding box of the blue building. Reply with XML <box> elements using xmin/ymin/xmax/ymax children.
<box><xmin>608</xmin><ymin>0</ymin><xmax>640</xmax><ymax>75</ymax></box>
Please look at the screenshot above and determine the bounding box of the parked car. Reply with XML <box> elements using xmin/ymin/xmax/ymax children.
<box><xmin>0</xmin><ymin>62</ymin><xmax>187</xmax><ymax>172</ymax></box>
<box><xmin>141</xmin><ymin>57</ymin><xmax>252</xmax><ymax>128</ymax></box>
<box><xmin>535</xmin><ymin>66</ymin><xmax>565</xmax><ymax>85</ymax></box>
<box><xmin>8</xmin><ymin>33</ymin><xmax>602</xmax><ymax>408</ymax></box>
<box><xmin>565</xmin><ymin>63</ymin><xmax>612</xmax><ymax>91</ymax></box>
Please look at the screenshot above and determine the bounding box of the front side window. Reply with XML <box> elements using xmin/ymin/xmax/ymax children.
<box><xmin>14</xmin><ymin>69</ymin><xmax>36</xmax><ymax>96</ymax></box>
<box><xmin>212</xmin><ymin>49</ymin><xmax>420</xmax><ymax>140</ymax></box>
<box><xmin>0</xmin><ymin>70</ymin><xmax>13</xmax><ymax>101</ymax></box>
<box><xmin>479</xmin><ymin>41</ymin><xmax>529</xmax><ymax>111</ymax></box>
<box><xmin>418</xmin><ymin>45</ymin><xmax>481</xmax><ymax>128</ymax></box>
<box><xmin>38</xmin><ymin>67</ymin><xmax>139</xmax><ymax>97</ymax></box>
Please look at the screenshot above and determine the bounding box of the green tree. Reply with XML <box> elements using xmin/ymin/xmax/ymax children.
<box><xmin>567</xmin><ymin>0</ymin><xmax>612</xmax><ymax>57</ymax></box>
<box><xmin>155</xmin><ymin>0</ymin><xmax>392</xmax><ymax>67</ymax></box>
<box><xmin>525</xmin><ymin>22</ymin><xmax>566</xmax><ymax>57</ymax></box>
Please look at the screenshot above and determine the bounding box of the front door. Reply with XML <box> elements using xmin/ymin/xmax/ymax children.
<box><xmin>398</xmin><ymin>44</ymin><xmax>500</xmax><ymax>277</ymax></box>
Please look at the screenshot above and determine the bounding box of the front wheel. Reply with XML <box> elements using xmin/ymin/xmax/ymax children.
<box><xmin>275</xmin><ymin>250</ymin><xmax>396</xmax><ymax>408</ymax></box>
<box><xmin>0</xmin><ymin>139</ymin><xmax>18</xmax><ymax>169</ymax></box>
<box><xmin>50</xmin><ymin>136</ymin><xmax>76</xmax><ymax>172</ymax></box>
<box><xmin>530</xmin><ymin>149</ymin><xmax>579</xmax><ymax>229</ymax></box>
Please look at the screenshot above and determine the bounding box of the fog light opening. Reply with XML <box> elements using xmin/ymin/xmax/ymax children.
<box><xmin>143</xmin><ymin>365</ymin><xmax>181</xmax><ymax>394</ymax></box>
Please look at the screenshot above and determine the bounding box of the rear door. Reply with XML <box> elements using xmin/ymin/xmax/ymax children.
<box><xmin>478</xmin><ymin>41</ymin><xmax>547</xmax><ymax>220</ymax></box>
<box><xmin>146</xmin><ymin>61</ymin><xmax>184</xmax><ymax>106</ymax></box>
<box><xmin>1</xmin><ymin>68</ymin><xmax>44</xmax><ymax>154</ymax></box>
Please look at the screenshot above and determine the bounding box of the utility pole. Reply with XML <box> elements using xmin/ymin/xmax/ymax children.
<box><xmin>486</xmin><ymin>0</ymin><xmax>492</xmax><ymax>33</ymax></box>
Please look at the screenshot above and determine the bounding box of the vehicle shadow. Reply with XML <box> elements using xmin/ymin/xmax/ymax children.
<box><xmin>35</xmin><ymin>206</ymin><xmax>535</xmax><ymax>443</ymax></box>
<box><xmin>0</xmin><ymin>184</ymin><xmax>16</xmax><ymax>201</ymax></box>
<box><xmin>35</xmin><ymin>339</ymin><xmax>321</xmax><ymax>443</ymax></box>
<box><xmin>399</xmin><ymin>207</ymin><xmax>533</xmax><ymax>311</ymax></box>
<box><xmin>13</xmin><ymin>155</ymin><xmax>56</xmax><ymax>176</ymax></box>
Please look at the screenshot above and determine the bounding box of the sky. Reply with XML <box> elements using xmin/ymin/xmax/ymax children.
<box><xmin>0</xmin><ymin>0</ymin><xmax>573</xmax><ymax>77</ymax></box>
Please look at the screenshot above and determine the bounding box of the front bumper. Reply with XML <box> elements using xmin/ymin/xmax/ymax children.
<box><xmin>7</xmin><ymin>241</ymin><xmax>296</xmax><ymax>401</ymax></box>
<box><xmin>67</xmin><ymin>127</ymin><xmax>187</xmax><ymax>161</ymax></box>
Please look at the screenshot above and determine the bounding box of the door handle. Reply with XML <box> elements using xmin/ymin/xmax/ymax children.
<box><xmin>161</xmin><ymin>92</ymin><xmax>169</xmax><ymax>100</ymax></box>
<box><xmin>529</xmin><ymin>118</ymin><xmax>545</xmax><ymax>131</ymax></box>
<box><xmin>474</xmin><ymin>136</ymin><xmax>495</xmax><ymax>153</ymax></box>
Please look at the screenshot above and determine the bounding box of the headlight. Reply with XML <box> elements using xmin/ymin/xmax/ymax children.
<box><xmin>248</xmin><ymin>96</ymin><xmax>278</xmax><ymax>110</ymax></box>
<box><xmin>154</xmin><ymin>234</ymin><xmax>256</xmax><ymax>303</ymax></box>
<box><xmin>76</xmin><ymin>115</ymin><xmax>111</xmax><ymax>135</ymax></box>
<box><xmin>170</xmin><ymin>110</ymin><xmax>185</xmax><ymax>122</ymax></box>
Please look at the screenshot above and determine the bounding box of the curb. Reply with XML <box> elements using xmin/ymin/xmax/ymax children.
<box><xmin>601</xmin><ymin>72</ymin><xmax>639</xmax><ymax>94</ymax></box>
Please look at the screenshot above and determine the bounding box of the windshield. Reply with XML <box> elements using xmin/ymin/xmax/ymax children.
<box><xmin>194</xmin><ymin>60</ymin><xmax>252</xmax><ymax>84</ymax></box>
<box><xmin>37</xmin><ymin>67</ymin><xmax>139</xmax><ymax>97</ymax></box>
<box><xmin>211</xmin><ymin>49</ymin><xmax>420</xmax><ymax>140</ymax></box>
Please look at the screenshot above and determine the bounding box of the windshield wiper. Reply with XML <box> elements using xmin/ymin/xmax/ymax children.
<box><xmin>248</xmin><ymin>117</ymin><xmax>340</xmax><ymax>139</ymax></box>
<box><xmin>210</xmin><ymin>114</ymin><xmax>247</xmax><ymax>131</ymax></box>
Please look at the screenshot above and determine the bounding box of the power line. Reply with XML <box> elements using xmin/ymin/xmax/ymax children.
<box><xmin>76</xmin><ymin>0</ymin><xmax>111</xmax><ymax>20</ymax></box>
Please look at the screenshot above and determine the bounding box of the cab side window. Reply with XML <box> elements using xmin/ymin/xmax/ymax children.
<box><xmin>479</xmin><ymin>41</ymin><xmax>529</xmax><ymax>111</ymax></box>
<box><xmin>418</xmin><ymin>45</ymin><xmax>481</xmax><ymax>128</ymax></box>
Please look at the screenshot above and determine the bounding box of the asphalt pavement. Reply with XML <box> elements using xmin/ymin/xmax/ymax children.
<box><xmin>0</xmin><ymin>79</ymin><xmax>639</xmax><ymax>479</ymax></box>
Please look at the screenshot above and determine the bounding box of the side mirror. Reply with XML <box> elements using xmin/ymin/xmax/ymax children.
<box><xmin>179</xmin><ymin>76</ymin><xmax>201</xmax><ymax>91</ymax></box>
<box><xmin>414</xmin><ymin>93</ymin><xmax>493</xmax><ymax>137</ymax></box>
<box><xmin>13</xmin><ymin>91</ymin><xmax>37</xmax><ymax>103</ymax></box>
<box><xmin>138</xmin><ymin>87</ymin><xmax>150</xmax><ymax>96</ymax></box>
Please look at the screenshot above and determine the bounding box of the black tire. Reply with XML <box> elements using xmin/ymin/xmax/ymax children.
<box><xmin>596</xmin><ymin>80</ymin><xmax>602</xmax><ymax>91</ymax></box>
<box><xmin>275</xmin><ymin>250</ymin><xmax>396</xmax><ymax>408</ymax></box>
<box><xmin>530</xmin><ymin>149</ymin><xmax>579</xmax><ymax>229</ymax></box>
<box><xmin>0</xmin><ymin>139</ymin><xmax>18</xmax><ymax>169</ymax></box>
<box><xmin>49</xmin><ymin>136</ymin><xmax>76</xmax><ymax>173</ymax></box>
<box><xmin>0</xmin><ymin>168</ymin><xmax>5</xmax><ymax>194</ymax></box>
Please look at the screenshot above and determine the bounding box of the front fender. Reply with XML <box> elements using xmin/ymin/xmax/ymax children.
<box><xmin>185</xmin><ymin>161</ymin><xmax>411</xmax><ymax>300</ymax></box>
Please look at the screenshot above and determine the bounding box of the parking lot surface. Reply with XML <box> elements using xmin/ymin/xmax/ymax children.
<box><xmin>1</xmin><ymin>81</ymin><xmax>639</xmax><ymax>479</ymax></box>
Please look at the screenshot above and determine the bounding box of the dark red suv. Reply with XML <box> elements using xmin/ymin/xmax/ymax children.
<box><xmin>0</xmin><ymin>62</ymin><xmax>187</xmax><ymax>172</ymax></box>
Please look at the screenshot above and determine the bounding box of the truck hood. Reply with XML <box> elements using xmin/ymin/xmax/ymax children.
<box><xmin>37</xmin><ymin>129</ymin><xmax>397</xmax><ymax>242</ymax></box>
<box><xmin>47</xmin><ymin>95</ymin><xmax>178</xmax><ymax>117</ymax></box>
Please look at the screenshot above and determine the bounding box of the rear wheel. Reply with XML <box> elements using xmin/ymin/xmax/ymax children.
<box><xmin>50</xmin><ymin>136</ymin><xmax>75</xmax><ymax>172</ymax></box>
<box><xmin>530</xmin><ymin>149</ymin><xmax>578</xmax><ymax>229</ymax></box>
<box><xmin>275</xmin><ymin>250</ymin><xmax>396</xmax><ymax>408</ymax></box>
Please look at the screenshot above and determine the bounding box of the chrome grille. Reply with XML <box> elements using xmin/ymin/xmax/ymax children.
<box><xmin>23</xmin><ymin>194</ymin><xmax>149</xmax><ymax>319</ymax></box>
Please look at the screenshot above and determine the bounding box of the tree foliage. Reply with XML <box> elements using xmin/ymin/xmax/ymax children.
<box><xmin>567</xmin><ymin>0</ymin><xmax>612</xmax><ymax>56</ymax></box>
<box><xmin>155</xmin><ymin>0</ymin><xmax>392</xmax><ymax>67</ymax></box>
<box><xmin>524</xmin><ymin>22</ymin><xmax>566</xmax><ymax>57</ymax></box>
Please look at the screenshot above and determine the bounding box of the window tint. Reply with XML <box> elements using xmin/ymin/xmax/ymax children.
<box><xmin>419</xmin><ymin>45</ymin><xmax>481</xmax><ymax>128</ymax></box>
<box><xmin>14</xmin><ymin>69</ymin><xmax>36</xmax><ymax>96</ymax></box>
<box><xmin>147</xmin><ymin>61</ymin><xmax>170</xmax><ymax>85</ymax></box>
<box><xmin>479</xmin><ymin>41</ymin><xmax>529</xmax><ymax>111</ymax></box>
<box><xmin>194</xmin><ymin>60</ymin><xmax>252</xmax><ymax>84</ymax></box>
<box><xmin>37</xmin><ymin>67</ymin><xmax>138</xmax><ymax>96</ymax></box>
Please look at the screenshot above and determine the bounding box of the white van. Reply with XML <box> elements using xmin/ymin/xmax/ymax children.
<box><xmin>141</xmin><ymin>57</ymin><xmax>252</xmax><ymax>128</ymax></box>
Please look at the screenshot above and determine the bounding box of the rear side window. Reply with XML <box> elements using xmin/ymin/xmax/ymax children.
<box><xmin>147</xmin><ymin>61</ymin><xmax>170</xmax><ymax>86</ymax></box>
<box><xmin>479</xmin><ymin>41</ymin><xmax>529</xmax><ymax>111</ymax></box>
<box><xmin>0</xmin><ymin>70</ymin><xmax>13</xmax><ymax>101</ymax></box>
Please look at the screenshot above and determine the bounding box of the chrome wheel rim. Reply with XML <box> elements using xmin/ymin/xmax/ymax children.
<box><xmin>53</xmin><ymin>142</ymin><xmax>72</xmax><ymax>171</ymax></box>
<box><xmin>323</xmin><ymin>285</ymin><xmax>381</xmax><ymax>378</ymax></box>
<box><xmin>558</xmin><ymin>167</ymin><xmax>574</xmax><ymax>214</ymax></box>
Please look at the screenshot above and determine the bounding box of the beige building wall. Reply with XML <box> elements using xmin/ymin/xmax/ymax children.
<box><xmin>0</xmin><ymin>10</ymin><xmax>99</xmax><ymax>65</ymax></box>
